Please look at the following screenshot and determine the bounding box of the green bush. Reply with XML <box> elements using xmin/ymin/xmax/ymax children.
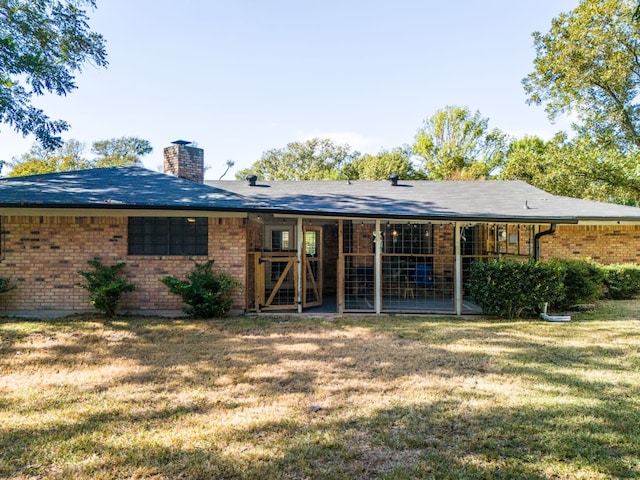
<box><xmin>76</xmin><ymin>260</ymin><xmax>136</xmax><ymax>317</ymax></box>
<box><xmin>469</xmin><ymin>260</ymin><xmax>565</xmax><ymax>319</ymax></box>
<box><xmin>161</xmin><ymin>260</ymin><xmax>240</xmax><ymax>318</ymax></box>
<box><xmin>600</xmin><ymin>264</ymin><xmax>640</xmax><ymax>299</ymax></box>
<box><xmin>548</xmin><ymin>258</ymin><xmax>604</xmax><ymax>309</ymax></box>
<box><xmin>0</xmin><ymin>277</ymin><xmax>16</xmax><ymax>294</ymax></box>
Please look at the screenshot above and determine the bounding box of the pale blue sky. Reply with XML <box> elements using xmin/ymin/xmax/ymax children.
<box><xmin>1</xmin><ymin>1</ymin><xmax>579</xmax><ymax>179</ymax></box>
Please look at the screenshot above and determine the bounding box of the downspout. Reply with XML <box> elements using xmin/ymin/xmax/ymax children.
<box><xmin>534</xmin><ymin>224</ymin><xmax>557</xmax><ymax>261</ymax></box>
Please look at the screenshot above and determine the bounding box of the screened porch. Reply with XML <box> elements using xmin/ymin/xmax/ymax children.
<box><xmin>246</xmin><ymin>215</ymin><xmax>536</xmax><ymax>315</ymax></box>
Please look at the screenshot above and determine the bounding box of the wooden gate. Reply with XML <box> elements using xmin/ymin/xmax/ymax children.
<box><xmin>250</xmin><ymin>225</ymin><xmax>323</xmax><ymax>312</ymax></box>
<box><xmin>253</xmin><ymin>253</ymin><xmax>297</xmax><ymax>311</ymax></box>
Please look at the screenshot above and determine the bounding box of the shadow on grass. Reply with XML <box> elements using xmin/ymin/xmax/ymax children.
<box><xmin>1</xmin><ymin>315</ymin><xmax>639</xmax><ymax>479</ymax></box>
<box><xmin>3</xmin><ymin>399</ymin><xmax>637</xmax><ymax>479</ymax></box>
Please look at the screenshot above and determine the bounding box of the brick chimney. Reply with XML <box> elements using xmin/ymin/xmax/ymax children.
<box><xmin>163</xmin><ymin>140</ymin><xmax>204</xmax><ymax>183</ymax></box>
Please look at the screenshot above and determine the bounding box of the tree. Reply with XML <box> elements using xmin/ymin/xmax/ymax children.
<box><xmin>561</xmin><ymin>134</ymin><xmax>640</xmax><ymax>204</ymax></box>
<box><xmin>8</xmin><ymin>140</ymin><xmax>90</xmax><ymax>177</ymax></box>
<box><xmin>342</xmin><ymin>147</ymin><xmax>424</xmax><ymax>180</ymax></box>
<box><xmin>236</xmin><ymin>138</ymin><xmax>358</xmax><ymax>180</ymax></box>
<box><xmin>499</xmin><ymin>133</ymin><xmax>640</xmax><ymax>205</ymax></box>
<box><xmin>7</xmin><ymin>137</ymin><xmax>152</xmax><ymax>177</ymax></box>
<box><xmin>523</xmin><ymin>0</ymin><xmax>640</xmax><ymax>151</ymax></box>
<box><xmin>499</xmin><ymin>136</ymin><xmax>549</xmax><ymax>187</ymax></box>
<box><xmin>91</xmin><ymin>137</ymin><xmax>153</xmax><ymax>167</ymax></box>
<box><xmin>413</xmin><ymin>105</ymin><xmax>508</xmax><ymax>180</ymax></box>
<box><xmin>0</xmin><ymin>1</ymin><xmax>107</xmax><ymax>149</ymax></box>
<box><xmin>219</xmin><ymin>159</ymin><xmax>235</xmax><ymax>180</ymax></box>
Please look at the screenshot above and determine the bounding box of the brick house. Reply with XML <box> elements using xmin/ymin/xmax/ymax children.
<box><xmin>1</xmin><ymin>141</ymin><xmax>640</xmax><ymax>318</ymax></box>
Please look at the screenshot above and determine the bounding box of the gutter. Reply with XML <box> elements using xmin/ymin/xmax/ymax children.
<box><xmin>534</xmin><ymin>224</ymin><xmax>557</xmax><ymax>261</ymax></box>
<box><xmin>0</xmin><ymin>204</ymin><xmax>582</xmax><ymax>224</ymax></box>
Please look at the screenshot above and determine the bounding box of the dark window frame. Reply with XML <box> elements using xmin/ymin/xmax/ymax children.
<box><xmin>128</xmin><ymin>217</ymin><xmax>208</xmax><ymax>256</ymax></box>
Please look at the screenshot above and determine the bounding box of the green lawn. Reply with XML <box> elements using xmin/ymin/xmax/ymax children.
<box><xmin>1</xmin><ymin>303</ymin><xmax>639</xmax><ymax>479</ymax></box>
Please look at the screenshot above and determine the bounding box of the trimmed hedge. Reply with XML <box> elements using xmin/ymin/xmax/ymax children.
<box><xmin>470</xmin><ymin>259</ymin><xmax>640</xmax><ymax>318</ymax></box>
<box><xmin>469</xmin><ymin>260</ymin><xmax>565</xmax><ymax>319</ymax></box>
<box><xmin>600</xmin><ymin>264</ymin><xmax>640</xmax><ymax>299</ymax></box>
<box><xmin>547</xmin><ymin>259</ymin><xmax>604</xmax><ymax>310</ymax></box>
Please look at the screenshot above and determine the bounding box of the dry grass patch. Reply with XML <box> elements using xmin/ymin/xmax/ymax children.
<box><xmin>1</xmin><ymin>305</ymin><xmax>639</xmax><ymax>479</ymax></box>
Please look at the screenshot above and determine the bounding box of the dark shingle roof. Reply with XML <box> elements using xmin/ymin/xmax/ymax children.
<box><xmin>205</xmin><ymin>178</ymin><xmax>640</xmax><ymax>223</ymax></box>
<box><xmin>1</xmin><ymin>166</ymin><xmax>640</xmax><ymax>223</ymax></box>
<box><xmin>0</xmin><ymin>166</ymin><xmax>255</xmax><ymax>212</ymax></box>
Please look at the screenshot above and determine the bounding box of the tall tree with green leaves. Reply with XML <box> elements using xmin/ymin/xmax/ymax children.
<box><xmin>7</xmin><ymin>137</ymin><xmax>153</xmax><ymax>177</ymax></box>
<box><xmin>499</xmin><ymin>136</ymin><xmax>549</xmax><ymax>187</ymax></box>
<box><xmin>413</xmin><ymin>105</ymin><xmax>508</xmax><ymax>180</ymax></box>
<box><xmin>8</xmin><ymin>140</ymin><xmax>90</xmax><ymax>177</ymax></box>
<box><xmin>342</xmin><ymin>147</ymin><xmax>423</xmax><ymax>180</ymax></box>
<box><xmin>521</xmin><ymin>0</ymin><xmax>640</xmax><ymax>205</ymax></box>
<box><xmin>91</xmin><ymin>137</ymin><xmax>153</xmax><ymax>167</ymax></box>
<box><xmin>236</xmin><ymin>138</ymin><xmax>358</xmax><ymax>180</ymax></box>
<box><xmin>523</xmin><ymin>0</ymin><xmax>640</xmax><ymax>150</ymax></box>
<box><xmin>0</xmin><ymin>0</ymin><xmax>107</xmax><ymax>149</ymax></box>
<box><xmin>500</xmin><ymin>134</ymin><xmax>640</xmax><ymax>205</ymax></box>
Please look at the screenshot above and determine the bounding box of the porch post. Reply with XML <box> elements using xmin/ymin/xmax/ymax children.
<box><xmin>375</xmin><ymin>219</ymin><xmax>382</xmax><ymax>314</ymax></box>
<box><xmin>455</xmin><ymin>222</ymin><xmax>462</xmax><ymax>316</ymax></box>
<box><xmin>297</xmin><ymin>217</ymin><xmax>303</xmax><ymax>313</ymax></box>
<box><xmin>337</xmin><ymin>219</ymin><xmax>344</xmax><ymax>314</ymax></box>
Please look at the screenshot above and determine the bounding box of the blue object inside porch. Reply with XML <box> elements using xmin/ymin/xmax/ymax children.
<box><xmin>414</xmin><ymin>264</ymin><xmax>434</xmax><ymax>288</ymax></box>
<box><xmin>356</xmin><ymin>267</ymin><xmax>374</xmax><ymax>282</ymax></box>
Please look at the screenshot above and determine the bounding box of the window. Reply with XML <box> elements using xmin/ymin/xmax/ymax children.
<box><xmin>385</xmin><ymin>223</ymin><xmax>433</xmax><ymax>254</ymax></box>
<box><xmin>271</xmin><ymin>230</ymin><xmax>290</xmax><ymax>251</ymax></box>
<box><xmin>305</xmin><ymin>231</ymin><xmax>318</xmax><ymax>256</ymax></box>
<box><xmin>265</xmin><ymin>226</ymin><xmax>295</xmax><ymax>251</ymax></box>
<box><xmin>128</xmin><ymin>217</ymin><xmax>208</xmax><ymax>255</ymax></box>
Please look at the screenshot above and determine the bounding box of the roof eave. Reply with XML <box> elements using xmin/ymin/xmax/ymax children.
<box><xmin>5</xmin><ymin>204</ymin><xmax>640</xmax><ymax>225</ymax></box>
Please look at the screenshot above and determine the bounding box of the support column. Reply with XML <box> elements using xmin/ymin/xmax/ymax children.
<box><xmin>455</xmin><ymin>222</ymin><xmax>462</xmax><ymax>316</ymax></box>
<box><xmin>297</xmin><ymin>217</ymin><xmax>303</xmax><ymax>313</ymax></box>
<box><xmin>337</xmin><ymin>219</ymin><xmax>344</xmax><ymax>314</ymax></box>
<box><xmin>375</xmin><ymin>219</ymin><xmax>382</xmax><ymax>314</ymax></box>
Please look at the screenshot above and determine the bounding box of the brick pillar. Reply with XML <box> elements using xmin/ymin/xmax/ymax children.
<box><xmin>163</xmin><ymin>142</ymin><xmax>204</xmax><ymax>183</ymax></box>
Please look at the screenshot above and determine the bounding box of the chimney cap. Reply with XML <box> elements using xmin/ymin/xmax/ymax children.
<box><xmin>171</xmin><ymin>140</ymin><xmax>192</xmax><ymax>146</ymax></box>
<box><xmin>388</xmin><ymin>173</ymin><xmax>399</xmax><ymax>186</ymax></box>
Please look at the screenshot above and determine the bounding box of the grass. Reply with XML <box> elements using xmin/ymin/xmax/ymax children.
<box><xmin>1</xmin><ymin>302</ymin><xmax>639</xmax><ymax>479</ymax></box>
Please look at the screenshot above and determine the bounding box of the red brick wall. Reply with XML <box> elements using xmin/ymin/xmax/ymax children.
<box><xmin>352</xmin><ymin>222</ymin><xmax>375</xmax><ymax>258</ymax></box>
<box><xmin>3</xmin><ymin>216</ymin><xmax>637</xmax><ymax>317</ymax></box>
<box><xmin>0</xmin><ymin>215</ymin><xmax>247</xmax><ymax>316</ymax></box>
<box><xmin>541</xmin><ymin>225</ymin><xmax>640</xmax><ymax>264</ymax></box>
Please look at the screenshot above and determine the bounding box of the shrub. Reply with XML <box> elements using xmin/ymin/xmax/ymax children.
<box><xmin>600</xmin><ymin>264</ymin><xmax>640</xmax><ymax>299</ymax></box>
<box><xmin>76</xmin><ymin>260</ymin><xmax>136</xmax><ymax>317</ymax></box>
<box><xmin>161</xmin><ymin>260</ymin><xmax>240</xmax><ymax>318</ymax></box>
<box><xmin>0</xmin><ymin>277</ymin><xmax>16</xmax><ymax>295</ymax></box>
<box><xmin>548</xmin><ymin>258</ymin><xmax>604</xmax><ymax>310</ymax></box>
<box><xmin>469</xmin><ymin>260</ymin><xmax>565</xmax><ymax>319</ymax></box>
<box><xmin>0</xmin><ymin>276</ymin><xmax>16</xmax><ymax>307</ymax></box>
